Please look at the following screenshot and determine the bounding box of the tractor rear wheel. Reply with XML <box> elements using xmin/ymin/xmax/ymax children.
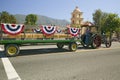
<box><xmin>91</xmin><ymin>35</ymin><xmax>101</xmax><ymax>49</ymax></box>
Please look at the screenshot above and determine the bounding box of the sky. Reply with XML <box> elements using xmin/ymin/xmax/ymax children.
<box><xmin>0</xmin><ymin>0</ymin><xmax>120</xmax><ymax>22</ymax></box>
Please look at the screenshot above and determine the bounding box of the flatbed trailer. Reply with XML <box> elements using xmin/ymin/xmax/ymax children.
<box><xmin>0</xmin><ymin>23</ymin><xmax>79</xmax><ymax>57</ymax></box>
<box><xmin>0</xmin><ymin>39</ymin><xmax>78</xmax><ymax>57</ymax></box>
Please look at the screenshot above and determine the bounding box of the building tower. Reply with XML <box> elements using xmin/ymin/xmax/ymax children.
<box><xmin>71</xmin><ymin>6</ymin><xmax>83</xmax><ymax>28</ymax></box>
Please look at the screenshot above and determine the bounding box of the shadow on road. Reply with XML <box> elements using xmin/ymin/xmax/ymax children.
<box><xmin>19</xmin><ymin>48</ymin><xmax>70</xmax><ymax>56</ymax></box>
<box><xmin>19</xmin><ymin>46</ymin><xmax>97</xmax><ymax>56</ymax></box>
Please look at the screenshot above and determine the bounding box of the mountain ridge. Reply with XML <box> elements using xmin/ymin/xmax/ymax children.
<box><xmin>14</xmin><ymin>14</ymin><xmax>70</xmax><ymax>26</ymax></box>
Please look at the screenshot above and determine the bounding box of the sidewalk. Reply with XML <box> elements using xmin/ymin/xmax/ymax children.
<box><xmin>111</xmin><ymin>42</ymin><xmax>120</xmax><ymax>48</ymax></box>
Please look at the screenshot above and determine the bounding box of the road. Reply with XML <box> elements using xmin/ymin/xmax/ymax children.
<box><xmin>0</xmin><ymin>42</ymin><xmax>120</xmax><ymax>80</ymax></box>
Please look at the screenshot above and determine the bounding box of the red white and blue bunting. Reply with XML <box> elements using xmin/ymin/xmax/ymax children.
<box><xmin>41</xmin><ymin>25</ymin><xmax>56</xmax><ymax>35</ymax></box>
<box><xmin>57</xmin><ymin>29</ymin><xmax>62</xmax><ymax>33</ymax></box>
<box><xmin>1</xmin><ymin>23</ymin><xmax>24</xmax><ymax>35</ymax></box>
<box><xmin>68</xmin><ymin>27</ymin><xmax>80</xmax><ymax>36</ymax></box>
<box><xmin>33</xmin><ymin>28</ymin><xmax>41</xmax><ymax>33</ymax></box>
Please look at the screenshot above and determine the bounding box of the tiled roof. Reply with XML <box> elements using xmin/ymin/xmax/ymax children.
<box><xmin>81</xmin><ymin>21</ymin><xmax>94</xmax><ymax>27</ymax></box>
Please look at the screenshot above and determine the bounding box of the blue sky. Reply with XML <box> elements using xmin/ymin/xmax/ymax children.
<box><xmin>0</xmin><ymin>0</ymin><xmax>120</xmax><ymax>22</ymax></box>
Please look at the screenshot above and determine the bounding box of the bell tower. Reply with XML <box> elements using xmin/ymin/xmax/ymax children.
<box><xmin>71</xmin><ymin>6</ymin><xmax>83</xmax><ymax>28</ymax></box>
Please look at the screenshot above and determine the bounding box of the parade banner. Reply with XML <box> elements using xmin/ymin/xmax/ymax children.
<box><xmin>68</xmin><ymin>27</ymin><xmax>80</xmax><ymax>36</ymax></box>
<box><xmin>1</xmin><ymin>23</ymin><xmax>24</xmax><ymax>35</ymax></box>
<box><xmin>33</xmin><ymin>28</ymin><xmax>41</xmax><ymax>33</ymax></box>
<box><xmin>57</xmin><ymin>29</ymin><xmax>62</xmax><ymax>33</ymax></box>
<box><xmin>41</xmin><ymin>25</ymin><xmax>56</xmax><ymax>35</ymax></box>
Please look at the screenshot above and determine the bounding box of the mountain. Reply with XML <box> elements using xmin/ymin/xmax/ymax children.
<box><xmin>14</xmin><ymin>14</ymin><xmax>26</xmax><ymax>24</ymax></box>
<box><xmin>14</xmin><ymin>14</ymin><xmax>70</xmax><ymax>26</ymax></box>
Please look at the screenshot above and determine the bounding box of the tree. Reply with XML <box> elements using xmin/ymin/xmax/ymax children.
<box><xmin>104</xmin><ymin>14</ymin><xmax>120</xmax><ymax>40</ymax></box>
<box><xmin>25</xmin><ymin>14</ymin><xmax>37</xmax><ymax>25</ymax></box>
<box><xmin>0</xmin><ymin>11</ymin><xmax>10</xmax><ymax>23</ymax></box>
<box><xmin>100</xmin><ymin>13</ymin><xmax>108</xmax><ymax>32</ymax></box>
<box><xmin>93</xmin><ymin>10</ymin><xmax>120</xmax><ymax>33</ymax></box>
<box><xmin>103</xmin><ymin>13</ymin><xmax>119</xmax><ymax>32</ymax></box>
<box><xmin>93</xmin><ymin>9</ymin><xmax>103</xmax><ymax>32</ymax></box>
<box><xmin>9</xmin><ymin>15</ymin><xmax>17</xmax><ymax>23</ymax></box>
<box><xmin>0</xmin><ymin>11</ymin><xmax>17</xmax><ymax>23</ymax></box>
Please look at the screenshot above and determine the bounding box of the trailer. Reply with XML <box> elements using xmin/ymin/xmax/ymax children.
<box><xmin>0</xmin><ymin>23</ymin><xmax>79</xmax><ymax>57</ymax></box>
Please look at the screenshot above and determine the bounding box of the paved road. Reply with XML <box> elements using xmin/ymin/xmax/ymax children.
<box><xmin>0</xmin><ymin>42</ymin><xmax>120</xmax><ymax>80</ymax></box>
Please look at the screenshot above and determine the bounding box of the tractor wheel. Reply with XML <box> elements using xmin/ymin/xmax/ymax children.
<box><xmin>91</xmin><ymin>35</ymin><xmax>101</xmax><ymax>49</ymax></box>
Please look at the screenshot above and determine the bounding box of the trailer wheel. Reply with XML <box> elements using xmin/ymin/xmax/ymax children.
<box><xmin>57</xmin><ymin>43</ymin><xmax>64</xmax><ymax>49</ymax></box>
<box><xmin>69</xmin><ymin>42</ymin><xmax>77</xmax><ymax>51</ymax></box>
<box><xmin>5</xmin><ymin>44</ymin><xmax>20</xmax><ymax>57</ymax></box>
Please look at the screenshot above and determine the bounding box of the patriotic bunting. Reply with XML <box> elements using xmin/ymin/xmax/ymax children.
<box><xmin>1</xmin><ymin>23</ymin><xmax>24</xmax><ymax>35</ymax></box>
<box><xmin>41</xmin><ymin>25</ymin><xmax>56</xmax><ymax>35</ymax></box>
<box><xmin>68</xmin><ymin>27</ymin><xmax>80</xmax><ymax>36</ymax></box>
<box><xmin>33</xmin><ymin>28</ymin><xmax>41</xmax><ymax>33</ymax></box>
<box><xmin>57</xmin><ymin>29</ymin><xmax>62</xmax><ymax>33</ymax></box>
